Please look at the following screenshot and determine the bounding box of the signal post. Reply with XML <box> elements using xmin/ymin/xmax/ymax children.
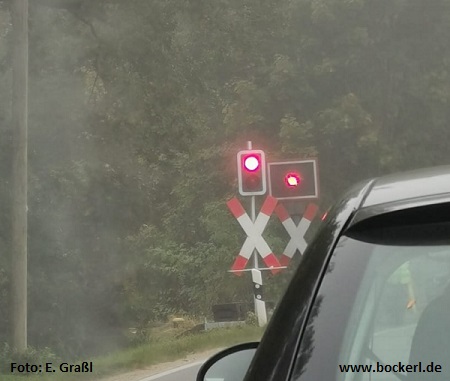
<box><xmin>231</xmin><ymin>142</ymin><xmax>281</xmax><ymax>327</ymax></box>
<box><xmin>229</xmin><ymin>143</ymin><xmax>320</xmax><ymax>327</ymax></box>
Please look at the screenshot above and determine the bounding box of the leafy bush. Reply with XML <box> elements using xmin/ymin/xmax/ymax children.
<box><xmin>245</xmin><ymin>311</ymin><xmax>258</xmax><ymax>326</ymax></box>
<box><xmin>0</xmin><ymin>343</ymin><xmax>59</xmax><ymax>374</ymax></box>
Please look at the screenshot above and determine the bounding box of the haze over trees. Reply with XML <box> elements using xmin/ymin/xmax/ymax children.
<box><xmin>1</xmin><ymin>0</ymin><xmax>450</xmax><ymax>358</ymax></box>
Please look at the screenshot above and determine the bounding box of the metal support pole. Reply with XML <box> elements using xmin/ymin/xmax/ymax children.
<box><xmin>251</xmin><ymin>196</ymin><xmax>259</xmax><ymax>270</ymax></box>
<box><xmin>246</xmin><ymin>141</ymin><xmax>267</xmax><ymax>326</ymax></box>
<box><xmin>251</xmin><ymin>195</ymin><xmax>266</xmax><ymax>326</ymax></box>
<box><xmin>252</xmin><ymin>269</ymin><xmax>267</xmax><ymax>326</ymax></box>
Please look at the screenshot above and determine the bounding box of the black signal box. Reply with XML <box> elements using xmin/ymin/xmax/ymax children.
<box><xmin>268</xmin><ymin>159</ymin><xmax>319</xmax><ymax>200</ymax></box>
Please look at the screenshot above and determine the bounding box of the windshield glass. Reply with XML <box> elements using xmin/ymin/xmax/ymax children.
<box><xmin>3</xmin><ymin>1</ymin><xmax>450</xmax><ymax>380</ymax></box>
<box><xmin>293</xmin><ymin>236</ymin><xmax>450</xmax><ymax>381</ymax></box>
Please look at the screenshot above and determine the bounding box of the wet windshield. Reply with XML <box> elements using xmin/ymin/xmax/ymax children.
<box><xmin>1</xmin><ymin>1</ymin><xmax>450</xmax><ymax>380</ymax></box>
<box><xmin>294</xmin><ymin>237</ymin><xmax>450</xmax><ymax>381</ymax></box>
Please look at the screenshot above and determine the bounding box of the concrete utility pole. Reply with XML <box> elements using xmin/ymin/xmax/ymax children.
<box><xmin>10</xmin><ymin>0</ymin><xmax>28</xmax><ymax>352</ymax></box>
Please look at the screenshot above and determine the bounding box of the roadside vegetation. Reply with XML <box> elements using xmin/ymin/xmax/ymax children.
<box><xmin>2</xmin><ymin>324</ymin><xmax>263</xmax><ymax>380</ymax></box>
<box><xmin>2</xmin><ymin>0</ymin><xmax>450</xmax><ymax>369</ymax></box>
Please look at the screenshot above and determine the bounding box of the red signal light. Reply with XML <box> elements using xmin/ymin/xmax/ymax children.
<box><xmin>237</xmin><ymin>150</ymin><xmax>267</xmax><ymax>196</ymax></box>
<box><xmin>243</xmin><ymin>155</ymin><xmax>260</xmax><ymax>172</ymax></box>
<box><xmin>285</xmin><ymin>172</ymin><xmax>301</xmax><ymax>187</ymax></box>
<box><xmin>268</xmin><ymin>159</ymin><xmax>319</xmax><ymax>200</ymax></box>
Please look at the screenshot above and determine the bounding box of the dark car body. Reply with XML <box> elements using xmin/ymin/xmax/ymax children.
<box><xmin>198</xmin><ymin>165</ymin><xmax>450</xmax><ymax>381</ymax></box>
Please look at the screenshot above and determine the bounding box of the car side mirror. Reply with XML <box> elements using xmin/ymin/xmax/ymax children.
<box><xmin>196</xmin><ymin>342</ymin><xmax>258</xmax><ymax>381</ymax></box>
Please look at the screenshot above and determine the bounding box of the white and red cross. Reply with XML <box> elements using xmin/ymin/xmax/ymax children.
<box><xmin>227</xmin><ymin>196</ymin><xmax>281</xmax><ymax>275</ymax></box>
<box><xmin>275</xmin><ymin>202</ymin><xmax>318</xmax><ymax>266</ymax></box>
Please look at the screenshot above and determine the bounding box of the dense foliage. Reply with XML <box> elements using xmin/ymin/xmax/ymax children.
<box><xmin>1</xmin><ymin>0</ymin><xmax>450</xmax><ymax>358</ymax></box>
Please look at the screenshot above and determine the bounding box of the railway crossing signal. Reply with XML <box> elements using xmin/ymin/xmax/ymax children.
<box><xmin>275</xmin><ymin>202</ymin><xmax>319</xmax><ymax>266</ymax></box>
<box><xmin>227</xmin><ymin>196</ymin><xmax>281</xmax><ymax>275</ymax></box>
<box><xmin>268</xmin><ymin>159</ymin><xmax>319</xmax><ymax>200</ymax></box>
<box><xmin>237</xmin><ymin>150</ymin><xmax>267</xmax><ymax>196</ymax></box>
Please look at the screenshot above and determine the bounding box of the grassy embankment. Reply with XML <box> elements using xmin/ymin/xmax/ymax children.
<box><xmin>2</xmin><ymin>324</ymin><xmax>263</xmax><ymax>381</ymax></box>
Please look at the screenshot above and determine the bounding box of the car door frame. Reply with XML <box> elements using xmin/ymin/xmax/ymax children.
<box><xmin>243</xmin><ymin>180</ymin><xmax>375</xmax><ymax>381</ymax></box>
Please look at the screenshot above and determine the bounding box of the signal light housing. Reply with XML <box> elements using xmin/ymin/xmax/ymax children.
<box><xmin>237</xmin><ymin>150</ymin><xmax>267</xmax><ymax>196</ymax></box>
<box><xmin>268</xmin><ymin>159</ymin><xmax>319</xmax><ymax>200</ymax></box>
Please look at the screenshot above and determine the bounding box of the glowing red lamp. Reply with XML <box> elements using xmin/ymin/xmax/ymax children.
<box><xmin>285</xmin><ymin>173</ymin><xmax>301</xmax><ymax>187</ymax></box>
<box><xmin>243</xmin><ymin>155</ymin><xmax>260</xmax><ymax>172</ymax></box>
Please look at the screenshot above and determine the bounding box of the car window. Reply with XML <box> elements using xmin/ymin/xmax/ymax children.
<box><xmin>345</xmin><ymin>249</ymin><xmax>450</xmax><ymax>381</ymax></box>
<box><xmin>291</xmin><ymin>237</ymin><xmax>450</xmax><ymax>381</ymax></box>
